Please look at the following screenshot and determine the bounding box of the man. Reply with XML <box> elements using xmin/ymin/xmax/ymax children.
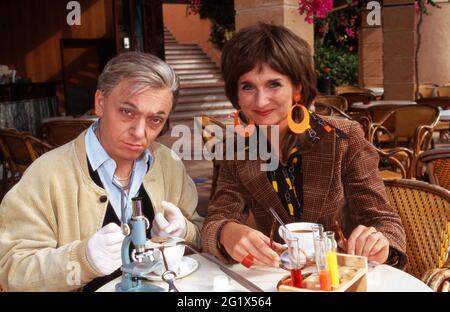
<box><xmin>0</xmin><ymin>52</ymin><xmax>203</xmax><ymax>291</ymax></box>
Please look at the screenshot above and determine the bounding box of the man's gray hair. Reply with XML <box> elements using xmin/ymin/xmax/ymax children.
<box><xmin>97</xmin><ymin>51</ymin><xmax>179</xmax><ymax>104</ymax></box>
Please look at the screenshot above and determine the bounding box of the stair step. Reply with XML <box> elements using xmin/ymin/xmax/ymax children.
<box><xmin>179</xmin><ymin>87</ymin><xmax>225</xmax><ymax>96</ymax></box>
<box><xmin>165</xmin><ymin>44</ymin><xmax>200</xmax><ymax>50</ymax></box>
<box><xmin>179</xmin><ymin>81</ymin><xmax>225</xmax><ymax>89</ymax></box>
<box><xmin>174</xmin><ymin>101</ymin><xmax>233</xmax><ymax>113</ymax></box>
<box><xmin>170</xmin><ymin>108</ymin><xmax>236</xmax><ymax>121</ymax></box>
<box><xmin>165</xmin><ymin>50</ymin><xmax>205</xmax><ymax>55</ymax></box>
<box><xmin>167</xmin><ymin>59</ymin><xmax>213</xmax><ymax>65</ymax></box>
<box><xmin>172</xmin><ymin>63</ymin><xmax>218</xmax><ymax>70</ymax></box>
<box><xmin>179</xmin><ymin>73</ymin><xmax>223</xmax><ymax>80</ymax></box>
<box><xmin>178</xmin><ymin>94</ymin><xmax>228</xmax><ymax>104</ymax></box>
<box><xmin>178</xmin><ymin>72</ymin><xmax>222</xmax><ymax>80</ymax></box>
<box><xmin>174</xmin><ymin>68</ymin><xmax>221</xmax><ymax>75</ymax></box>
<box><xmin>180</xmin><ymin>78</ymin><xmax>223</xmax><ymax>86</ymax></box>
<box><xmin>166</xmin><ymin>54</ymin><xmax>209</xmax><ymax>60</ymax></box>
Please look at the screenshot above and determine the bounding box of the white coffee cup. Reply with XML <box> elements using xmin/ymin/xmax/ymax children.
<box><xmin>153</xmin><ymin>237</ymin><xmax>185</xmax><ymax>276</ymax></box>
<box><xmin>278</xmin><ymin>222</ymin><xmax>318</xmax><ymax>259</ymax></box>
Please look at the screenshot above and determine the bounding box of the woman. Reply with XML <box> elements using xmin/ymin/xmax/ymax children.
<box><xmin>201</xmin><ymin>23</ymin><xmax>406</xmax><ymax>268</ymax></box>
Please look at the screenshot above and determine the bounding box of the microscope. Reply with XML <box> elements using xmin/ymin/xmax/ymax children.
<box><xmin>115</xmin><ymin>197</ymin><xmax>164</xmax><ymax>292</ymax></box>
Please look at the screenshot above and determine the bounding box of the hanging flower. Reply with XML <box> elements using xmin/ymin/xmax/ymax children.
<box><xmin>188</xmin><ymin>0</ymin><xmax>201</xmax><ymax>15</ymax></box>
<box><xmin>345</xmin><ymin>27</ymin><xmax>355</xmax><ymax>38</ymax></box>
<box><xmin>298</xmin><ymin>0</ymin><xmax>334</xmax><ymax>24</ymax></box>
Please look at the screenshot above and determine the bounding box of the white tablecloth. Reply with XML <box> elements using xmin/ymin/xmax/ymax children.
<box><xmin>97</xmin><ymin>254</ymin><xmax>432</xmax><ymax>292</ymax></box>
<box><xmin>440</xmin><ymin>109</ymin><xmax>450</xmax><ymax>121</ymax></box>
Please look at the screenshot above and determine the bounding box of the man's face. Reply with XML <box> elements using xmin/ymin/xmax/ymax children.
<box><xmin>94</xmin><ymin>81</ymin><xmax>173</xmax><ymax>166</ymax></box>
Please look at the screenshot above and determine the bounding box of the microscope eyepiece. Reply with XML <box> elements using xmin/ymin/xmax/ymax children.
<box><xmin>131</xmin><ymin>197</ymin><xmax>143</xmax><ymax>217</ymax></box>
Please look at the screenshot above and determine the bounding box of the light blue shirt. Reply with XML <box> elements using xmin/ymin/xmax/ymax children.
<box><xmin>85</xmin><ymin>121</ymin><xmax>153</xmax><ymax>223</ymax></box>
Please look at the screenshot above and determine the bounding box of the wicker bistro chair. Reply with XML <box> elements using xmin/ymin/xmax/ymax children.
<box><xmin>384</xmin><ymin>179</ymin><xmax>450</xmax><ymax>291</ymax></box>
<box><xmin>377</xmin><ymin>146</ymin><xmax>414</xmax><ymax>179</ymax></box>
<box><xmin>416</xmin><ymin>148</ymin><xmax>450</xmax><ymax>190</ymax></box>
<box><xmin>197</xmin><ymin>116</ymin><xmax>229</xmax><ymax>200</ymax></box>
<box><xmin>312</xmin><ymin>102</ymin><xmax>353</xmax><ymax>120</ymax></box>
<box><xmin>313</xmin><ymin>95</ymin><xmax>349</xmax><ymax>111</ymax></box>
<box><xmin>340</xmin><ymin>91</ymin><xmax>377</xmax><ymax>109</ymax></box>
<box><xmin>0</xmin><ymin>128</ymin><xmax>54</xmax><ymax>188</ymax></box>
<box><xmin>368</xmin><ymin>105</ymin><xmax>440</xmax><ymax>177</ymax></box>
<box><xmin>335</xmin><ymin>85</ymin><xmax>374</xmax><ymax>95</ymax></box>
<box><xmin>436</xmin><ymin>86</ymin><xmax>450</xmax><ymax>98</ymax></box>
<box><xmin>40</xmin><ymin>118</ymin><xmax>95</xmax><ymax>147</ymax></box>
<box><xmin>418</xmin><ymin>83</ymin><xmax>439</xmax><ymax>99</ymax></box>
<box><xmin>417</xmin><ymin>97</ymin><xmax>450</xmax><ymax>110</ymax></box>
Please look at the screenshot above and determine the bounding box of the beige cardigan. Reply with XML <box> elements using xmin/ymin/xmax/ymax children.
<box><xmin>0</xmin><ymin>132</ymin><xmax>203</xmax><ymax>291</ymax></box>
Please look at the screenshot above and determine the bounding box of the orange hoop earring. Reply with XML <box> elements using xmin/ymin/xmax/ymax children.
<box><xmin>287</xmin><ymin>93</ymin><xmax>311</xmax><ymax>134</ymax></box>
<box><xmin>234</xmin><ymin>110</ymin><xmax>255</xmax><ymax>138</ymax></box>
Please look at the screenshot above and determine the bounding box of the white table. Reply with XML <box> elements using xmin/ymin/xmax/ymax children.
<box><xmin>440</xmin><ymin>109</ymin><xmax>450</xmax><ymax>122</ymax></box>
<box><xmin>366</xmin><ymin>87</ymin><xmax>384</xmax><ymax>98</ymax></box>
<box><xmin>351</xmin><ymin>100</ymin><xmax>417</xmax><ymax>110</ymax></box>
<box><xmin>97</xmin><ymin>254</ymin><xmax>432</xmax><ymax>292</ymax></box>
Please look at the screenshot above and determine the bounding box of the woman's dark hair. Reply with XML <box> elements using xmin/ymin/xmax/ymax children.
<box><xmin>221</xmin><ymin>23</ymin><xmax>319</xmax><ymax>162</ymax></box>
<box><xmin>221</xmin><ymin>22</ymin><xmax>317</xmax><ymax>109</ymax></box>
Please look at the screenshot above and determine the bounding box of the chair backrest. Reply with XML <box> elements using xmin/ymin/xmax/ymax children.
<box><xmin>377</xmin><ymin>147</ymin><xmax>414</xmax><ymax>179</ymax></box>
<box><xmin>417</xmin><ymin>97</ymin><xmax>450</xmax><ymax>109</ymax></box>
<box><xmin>0</xmin><ymin>128</ymin><xmax>53</xmax><ymax>178</ymax></box>
<box><xmin>314</xmin><ymin>95</ymin><xmax>348</xmax><ymax>111</ymax></box>
<box><xmin>41</xmin><ymin>119</ymin><xmax>95</xmax><ymax>146</ymax></box>
<box><xmin>340</xmin><ymin>91</ymin><xmax>377</xmax><ymax>107</ymax></box>
<box><xmin>418</xmin><ymin>83</ymin><xmax>438</xmax><ymax>99</ymax></box>
<box><xmin>335</xmin><ymin>85</ymin><xmax>373</xmax><ymax>95</ymax></box>
<box><xmin>384</xmin><ymin>179</ymin><xmax>450</xmax><ymax>279</ymax></box>
<box><xmin>197</xmin><ymin>116</ymin><xmax>231</xmax><ymax>157</ymax></box>
<box><xmin>387</xmin><ymin>105</ymin><xmax>440</xmax><ymax>139</ymax></box>
<box><xmin>436</xmin><ymin>86</ymin><xmax>450</xmax><ymax>97</ymax></box>
<box><xmin>313</xmin><ymin>102</ymin><xmax>352</xmax><ymax>120</ymax></box>
<box><xmin>416</xmin><ymin>148</ymin><xmax>450</xmax><ymax>190</ymax></box>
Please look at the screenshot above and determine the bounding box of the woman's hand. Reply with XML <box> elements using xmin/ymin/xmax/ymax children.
<box><xmin>347</xmin><ymin>225</ymin><xmax>390</xmax><ymax>264</ymax></box>
<box><xmin>220</xmin><ymin>222</ymin><xmax>284</xmax><ymax>267</ymax></box>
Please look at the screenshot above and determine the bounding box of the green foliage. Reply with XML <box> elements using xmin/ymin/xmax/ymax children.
<box><xmin>314</xmin><ymin>5</ymin><xmax>359</xmax><ymax>86</ymax></box>
<box><xmin>197</xmin><ymin>0</ymin><xmax>235</xmax><ymax>50</ymax></box>
<box><xmin>314</xmin><ymin>43</ymin><xmax>358</xmax><ymax>86</ymax></box>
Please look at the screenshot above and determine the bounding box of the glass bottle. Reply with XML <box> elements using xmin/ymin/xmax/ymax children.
<box><xmin>285</xmin><ymin>236</ymin><xmax>305</xmax><ymax>288</ymax></box>
<box><xmin>314</xmin><ymin>235</ymin><xmax>332</xmax><ymax>291</ymax></box>
<box><xmin>324</xmin><ymin>231</ymin><xmax>340</xmax><ymax>289</ymax></box>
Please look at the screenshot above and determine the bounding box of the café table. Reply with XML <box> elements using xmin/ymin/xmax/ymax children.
<box><xmin>97</xmin><ymin>253</ymin><xmax>432</xmax><ymax>292</ymax></box>
<box><xmin>440</xmin><ymin>109</ymin><xmax>450</xmax><ymax>122</ymax></box>
<box><xmin>366</xmin><ymin>87</ymin><xmax>384</xmax><ymax>98</ymax></box>
<box><xmin>350</xmin><ymin>100</ymin><xmax>417</xmax><ymax>111</ymax></box>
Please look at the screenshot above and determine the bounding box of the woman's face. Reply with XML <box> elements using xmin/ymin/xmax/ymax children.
<box><xmin>237</xmin><ymin>63</ymin><xmax>300</xmax><ymax>132</ymax></box>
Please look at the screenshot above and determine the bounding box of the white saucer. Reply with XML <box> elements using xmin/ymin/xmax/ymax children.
<box><xmin>144</xmin><ymin>256</ymin><xmax>199</xmax><ymax>281</ymax></box>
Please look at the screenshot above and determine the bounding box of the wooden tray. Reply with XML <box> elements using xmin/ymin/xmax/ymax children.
<box><xmin>277</xmin><ymin>253</ymin><xmax>368</xmax><ymax>292</ymax></box>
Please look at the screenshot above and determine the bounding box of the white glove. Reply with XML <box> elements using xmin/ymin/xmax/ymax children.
<box><xmin>151</xmin><ymin>201</ymin><xmax>187</xmax><ymax>238</ymax></box>
<box><xmin>86</xmin><ymin>223</ymin><xmax>125</xmax><ymax>276</ymax></box>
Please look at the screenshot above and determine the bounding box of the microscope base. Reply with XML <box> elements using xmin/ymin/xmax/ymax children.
<box><xmin>115</xmin><ymin>282</ymin><xmax>165</xmax><ymax>292</ymax></box>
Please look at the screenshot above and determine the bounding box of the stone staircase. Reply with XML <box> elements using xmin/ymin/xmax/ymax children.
<box><xmin>164</xmin><ymin>28</ymin><xmax>235</xmax><ymax>123</ymax></box>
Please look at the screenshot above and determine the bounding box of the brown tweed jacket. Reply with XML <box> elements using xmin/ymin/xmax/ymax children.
<box><xmin>201</xmin><ymin>118</ymin><xmax>407</xmax><ymax>264</ymax></box>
